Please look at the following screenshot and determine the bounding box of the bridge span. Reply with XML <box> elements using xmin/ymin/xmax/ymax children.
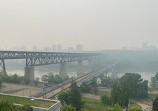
<box><xmin>0</xmin><ymin>51</ymin><xmax>104</xmax><ymax>83</ymax></box>
<box><xmin>30</xmin><ymin>63</ymin><xmax>117</xmax><ymax>99</ymax></box>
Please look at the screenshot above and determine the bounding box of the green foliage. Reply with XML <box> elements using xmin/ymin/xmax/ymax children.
<box><xmin>0</xmin><ymin>76</ymin><xmax>2</xmax><ymax>88</ymax></box>
<box><xmin>80</xmin><ymin>82</ymin><xmax>91</xmax><ymax>93</ymax></box>
<box><xmin>59</xmin><ymin>82</ymin><xmax>83</xmax><ymax>110</ymax></box>
<box><xmin>129</xmin><ymin>104</ymin><xmax>143</xmax><ymax>111</ymax></box>
<box><xmin>90</xmin><ymin>78</ymin><xmax>97</xmax><ymax>87</ymax></box>
<box><xmin>59</xmin><ymin>90</ymin><xmax>71</xmax><ymax>105</ymax></box>
<box><xmin>41</xmin><ymin>73</ymin><xmax>69</xmax><ymax>84</ymax></box>
<box><xmin>151</xmin><ymin>73</ymin><xmax>158</xmax><ymax>89</ymax></box>
<box><xmin>92</xmin><ymin>87</ymin><xmax>99</xmax><ymax>95</ymax></box>
<box><xmin>80</xmin><ymin>108</ymin><xmax>89</xmax><ymax>111</ymax></box>
<box><xmin>108</xmin><ymin>103</ymin><xmax>122</xmax><ymax>111</ymax></box>
<box><xmin>101</xmin><ymin>76</ymin><xmax>115</xmax><ymax>88</ymax></box>
<box><xmin>111</xmin><ymin>81</ymin><xmax>129</xmax><ymax>107</ymax></box>
<box><xmin>3</xmin><ymin>74</ymin><xmax>26</xmax><ymax>84</ymax></box>
<box><xmin>21</xmin><ymin>105</ymin><xmax>33</xmax><ymax>111</ymax></box>
<box><xmin>41</xmin><ymin>75</ymin><xmax>48</xmax><ymax>83</ymax></box>
<box><xmin>120</xmin><ymin>73</ymin><xmax>148</xmax><ymax>98</ymax></box>
<box><xmin>101</xmin><ymin>94</ymin><xmax>111</xmax><ymax>105</ymax></box>
<box><xmin>70</xmin><ymin>82</ymin><xmax>83</xmax><ymax>111</ymax></box>
<box><xmin>152</xmin><ymin>97</ymin><xmax>158</xmax><ymax>111</ymax></box>
<box><xmin>82</xmin><ymin>98</ymin><xmax>110</xmax><ymax>111</ymax></box>
<box><xmin>61</xmin><ymin>105</ymin><xmax>76</xmax><ymax>111</ymax></box>
<box><xmin>0</xmin><ymin>94</ymin><xmax>56</xmax><ymax>108</ymax></box>
<box><xmin>0</xmin><ymin>101</ymin><xmax>22</xmax><ymax>111</ymax></box>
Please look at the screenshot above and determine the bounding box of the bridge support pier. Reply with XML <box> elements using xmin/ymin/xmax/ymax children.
<box><xmin>0</xmin><ymin>59</ymin><xmax>6</xmax><ymax>76</ymax></box>
<box><xmin>77</xmin><ymin>60</ymin><xmax>85</xmax><ymax>76</ymax></box>
<box><xmin>59</xmin><ymin>62</ymin><xmax>67</xmax><ymax>77</ymax></box>
<box><xmin>24</xmin><ymin>66</ymin><xmax>34</xmax><ymax>83</ymax></box>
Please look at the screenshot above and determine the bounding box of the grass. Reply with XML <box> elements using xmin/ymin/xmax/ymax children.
<box><xmin>82</xmin><ymin>97</ymin><xmax>111</xmax><ymax>111</ymax></box>
<box><xmin>0</xmin><ymin>94</ymin><xmax>56</xmax><ymax>108</ymax></box>
<box><xmin>89</xmin><ymin>91</ymin><xmax>111</xmax><ymax>97</ymax></box>
<box><xmin>97</xmin><ymin>91</ymin><xmax>111</xmax><ymax>97</ymax></box>
<box><xmin>149</xmin><ymin>94</ymin><xmax>158</xmax><ymax>99</ymax></box>
<box><xmin>4</xmin><ymin>88</ymin><xmax>27</xmax><ymax>94</ymax></box>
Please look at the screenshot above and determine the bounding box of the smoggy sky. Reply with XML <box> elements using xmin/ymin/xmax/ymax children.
<box><xmin>0</xmin><ymin>0</ymin><xmax>158</xmax><ymax>51</ymax></box>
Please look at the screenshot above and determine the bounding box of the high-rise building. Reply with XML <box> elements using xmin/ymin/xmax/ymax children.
<box><xmin>43</xmin><ymin>47</ymin><xmax>51</xmax><ymax>52</ymax></box>
<box><xmin>33</xmin><ymin>46</ymin><xmax>38</xmax><ymax>51</ymax></box>
<box><xmin>67</xmin><ymin>47</ymin><xmax>74</xmax><ymax>52</ymax></box>
<box><xmin>57</xmin><ymin>44</ymin><xmax>62</xmax><ymax>52</ymax></box>
<box><xmin>52</xmin><ymin>44</ymin><xmax>56</xmax><ymax>52</ymax></box>
<box><xmin>20</xmin><ymin>46</ymin><xmax>26</xmax><ymax>51</ymax></box>
<box><xmin>76</xmin><ymin>44</ymin><xmax>83</xmax><ymax>52</ymax></box>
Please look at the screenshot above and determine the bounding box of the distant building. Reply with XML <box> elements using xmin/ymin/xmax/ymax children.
<box><xmin>43</xmin><ymin>47</ymin><xmax>51</xmax><ymax>52</ymax></box>
<box><xmin>33</xmin><ymin>46</ymin><xmax>38</xmax><ymax>51</ymax></box>
<box><xmin>76</xmin><ymin>44</ymin><xmax>83</xmax><ymax>52</ymax></box>
<box><xmin>141</xmin><ymin>42</ymin><xmax>148</xmax><ymax>50</ymax></box>
<box><xmin>20</xmin><ymin>46</ymin><xmax>26</xmax><ymax>51</ymax></box>
<box><xmin>57</xmin><ymin>44</ymin><xmax>62</xmax><ymax>52</ymax></box>
<box><xmin>52</xmin><ymin>44</ymin><xmax>56</xmax><ymax>52</ymax></box>
<box><xmin>97</xmin><ymin>78</ymin><xmax>101</xmax><ymax>84</ymax></box>
<box><xmin>67</xmin><ymin>47</ymin><xmax>74</xmax><ymax>52</ymax></box>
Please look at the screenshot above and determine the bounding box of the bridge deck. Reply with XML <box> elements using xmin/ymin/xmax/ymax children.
<box><xmin>39</xmin><ymin>64</ymin><xmax>113</xmax><ymax>99</ymax></box>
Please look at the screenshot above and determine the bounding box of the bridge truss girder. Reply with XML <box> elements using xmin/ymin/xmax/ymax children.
<box><xmin>25</xmin><ymin>54</ymin><xmax>95</xmax><ymax>67</ymax></box>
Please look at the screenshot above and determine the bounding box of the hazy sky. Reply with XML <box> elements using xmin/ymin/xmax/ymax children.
<box><xmin>0</xmin><ymin>0</ymin><xmax>158</xmax><ymax>51</ymax></box>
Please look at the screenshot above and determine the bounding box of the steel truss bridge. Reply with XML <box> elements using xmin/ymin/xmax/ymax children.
<box><xmin>0</xmin><ymin>51</ymin><xmax>103</xmax><ymax>77</ymax></box>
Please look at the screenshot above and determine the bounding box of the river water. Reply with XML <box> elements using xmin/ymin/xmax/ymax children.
<box><xmin>7</xmin><ymin>70</ymin><xmax>77</xmax><ymax>81</ymax></box>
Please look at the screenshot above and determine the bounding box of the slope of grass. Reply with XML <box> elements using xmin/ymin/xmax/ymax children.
<box><xmin>0</xmin><ymin>94</ymin><xmax>56</xmax><ymax>108</ymax></box>
<box><xmin>82</xmin><ymin>97</ymin><xmax>111</xmax><ymax>111</ymax></box>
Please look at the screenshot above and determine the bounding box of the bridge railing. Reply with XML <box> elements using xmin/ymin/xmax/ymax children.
<box><xmin>29</xmin><ymin>63</ymin><xmax>108</xmax><ymax>98</ymax></box>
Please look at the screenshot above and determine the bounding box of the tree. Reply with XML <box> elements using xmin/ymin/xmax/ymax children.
<box><xmin>70</xmin><ymin>82</ymin><xmax>82</xmax><ymax>111</ymax></box>
<box><xmin>21</xmin><ymin>105</ymin><xmax>33</xmax><ymax>111</ymax></box>
<box><xmin>120</xmin><ymin>73</ymin><xmax>148</xmax><ymax>98</ymax></box>
<box><xmin>90</xmin><ymin>78</ymin><xmax>97</xmax><ymax>87</ymax></box>
<box><xmin>111</xmin><ymin>81</ymin><xmax>129</xmax><ymax>107</ymax></box>
<box><xmin>0</xmin><ymin>101</ymin><xmax>22</xmax><ymax>111</ymax></box>
<box><xmin>59</xmin><ymin>90</ymin><xmax>71</xmax><ymax>105</ymax></box>
<box><xmin>34</xmin><ymin>78</ymin><xmax>39</xmax><ymax>86</ymax></box>
<box><xmin>61</xmin><ymin>105</ymin><xmax>76</xmax><ymax>111</ymax></box>
<box><xmin>0</xmin><ymin>76</ymin><xmax>2</xmax><ymax>88</ymax></box>
<box><xmin>59</xmin><ymin>82</ymin><xmax>83</xmax><ymax>110</ymax></box>
<box><xmin>42</xmin><ymin>73</ymin><xmax>69</xmax><ymax>84</ymax></box>
<box><xmin>108</xmin><ymin>103</ymin><xmax>122</xmax><ymax>111</ymax></box>
<box><xmin>101</xmin><ymin>76</ymin><xmax>114</xmax><ymax>87</ymax></box>
<box><xmin>101</xmin><ymin>94</ymin><xmax>111</xmax><ymax>105</ymax></box>
<box><xmin>152</xmin><ymin>97</ymin><xmax>158</xmax><ymax>111</ymax></box>
<box><xmin>151</xmin><ymin>73</ymin><xmax>158</xmax><ymax>89</ymax></box>
<box><xmin>41</xmin><ymin>75</ymin><xmax>48</xmax><ymax>83</ymax></box>
<box><xmin>80</xmin><ymin>82</ymin><xmax>91</xmax><ymax>93</ymax></box>
<box><xmin>129</xmin><ymin>104</ymin><xmax>143</xmax><ymax>111</ymax></box>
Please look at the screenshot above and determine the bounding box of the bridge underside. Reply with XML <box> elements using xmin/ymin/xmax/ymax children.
<box><xmin>0</xmin><ymin>51</ymin><xmax>105</xmax><ymax>83</ymax></box>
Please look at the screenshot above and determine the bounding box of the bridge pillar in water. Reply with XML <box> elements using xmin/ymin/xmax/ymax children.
<box><xmin>59</xmin><ymin>62</ymin><xmax>67</xmax><ymax>77</ymax></box>
<box><xmin>24</xmin><ymin>66</ymin><xmax>34</xmax><ymax>83</ymax></box>
<box><xmin>77</xmin><ymin>60</ymin><xmax>85</xmax><ymax>76</ymax></box>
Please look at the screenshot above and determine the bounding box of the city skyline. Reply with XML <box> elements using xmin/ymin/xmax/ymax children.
<box><xmin>0</xmin><ymin>0</ymin><xmax>158</xmax><ymax>51</ymax></box>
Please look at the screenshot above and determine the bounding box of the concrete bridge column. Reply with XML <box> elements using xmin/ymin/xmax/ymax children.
<box><xmin>77</xmin><ymin>60</ymin><xmax>85</xmax><ymax>76</ymax></box>
<box><xmin>59</xmin><ymin>62</ymin><xmax>67</xmax><ymax>77</ymax></box>
<box><xmin>24</xmin><ymin>66</ymin><xmax>34</xmax><ymax>83</ymax></box>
